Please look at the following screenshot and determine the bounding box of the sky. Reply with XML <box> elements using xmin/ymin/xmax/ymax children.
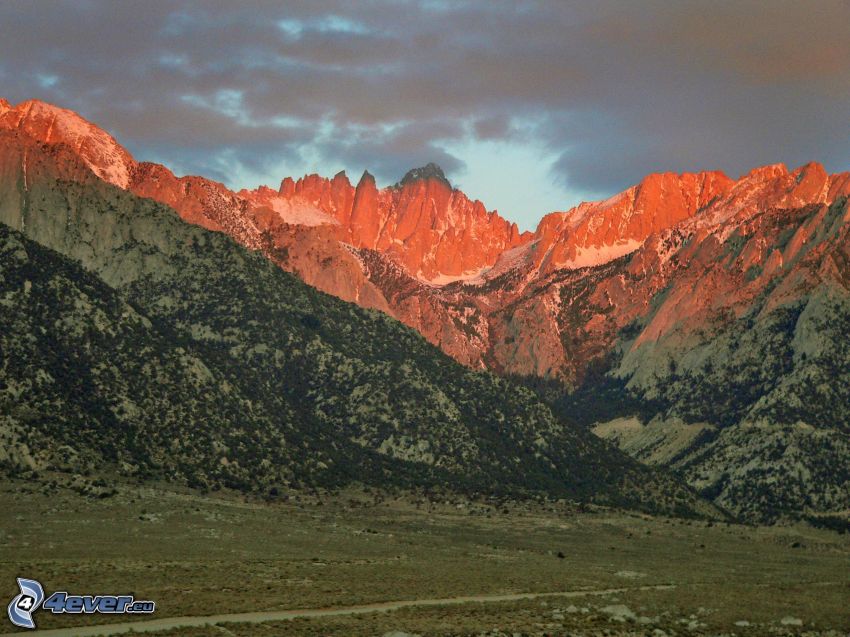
<box><xmin>1</xmin><ymin>1</ymin><xmax>849</xmax><ymax>231</ymax></box>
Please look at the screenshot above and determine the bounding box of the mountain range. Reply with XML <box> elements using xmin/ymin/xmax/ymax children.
<box><xmin>1</xmin><ymin>98</ymin><xmax>849</xmax><ymax>522</ymax></box>
<box><xmin>0</xmin><ymin>99</ymin><xmax>708</xmax><ymax>517</ymax></box>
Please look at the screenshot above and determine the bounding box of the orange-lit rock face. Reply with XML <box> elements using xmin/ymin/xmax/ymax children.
<box><xmin>696</xmin><ymin>162</ymin><xmax>850</xmax><ymax>228</ymax></box>
<box><xmin>526</xmin><ymin>164</ymin><xmax>850</xmax><ymax>277</ymax></box>
<box><xmin>0</xmin><ymin>100</ymin><xmax>136</xmax><ymax>190</ymax></box>
<box><xmin>529</xmin><ymin>171</ymin><xmax>735</xmax><ymax>274</ymax></box>
<box><xmin>5</xmin><ymin>97</ymin><xmax>850</xmax><ymax>379</ymax></box>
<box><xmin>381</xmin><ymin>176</ymin><xmax>526</xmax><ymax>281</ymax></box>
<box><xmin>129</xmin><ymin>162</ymin><xmax>234</xmax><ymax>232</ymax></box>
<box><xmin>261</xmin><ymin>165</ymin><xmax>528</xmax><ymax>282</ymax></box>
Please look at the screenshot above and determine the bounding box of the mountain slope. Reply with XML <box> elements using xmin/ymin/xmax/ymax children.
<box><xmin>3</xmin><ymin>97</ymin><xmax>849</xmax><ymax>522</ymax></box>
<box><xmin>0</xmin><ymin>128</ymin><xmax>707</xmax><ymax>515</ymax></box>
<box><xmin>5</xmin><ymin>98</ymin><xmax>847</xmax><ymax>373</ymax></box>
<box><xmin>546</xmin><ymin>197</ymin><xmax>850</xmax><ymax>521</ymax></box>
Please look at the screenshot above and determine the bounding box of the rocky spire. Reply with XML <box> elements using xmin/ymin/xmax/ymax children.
<box><xmin>398</xmin><ymin>162</ymin><xmax>451</xmax><ymax>188</ymax></box>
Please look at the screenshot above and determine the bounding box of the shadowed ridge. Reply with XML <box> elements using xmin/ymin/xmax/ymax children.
<box><xmin>397</xmin><ymin>162</ymin><xmax>451</xmax><ymax>189</ymax></box>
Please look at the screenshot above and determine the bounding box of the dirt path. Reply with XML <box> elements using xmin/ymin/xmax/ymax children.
<box><xmin>3</xmin><ymin>584</ymin><xmax>675</xmax><ymax>636</ymax></box>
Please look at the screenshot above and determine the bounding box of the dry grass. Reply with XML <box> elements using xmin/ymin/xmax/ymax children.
<box><xmin>0</xmin><ymin>479</ymin><xmax>847</xmax><ymax>635</ymax></box>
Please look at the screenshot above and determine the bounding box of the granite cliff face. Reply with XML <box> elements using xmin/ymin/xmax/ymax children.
<box><xmin>4</xmin><ymin>99</ymin><xmax>849</xmax><ymax>378</ymax></box>
<box><xmin>249</xmin><ymin>163</ymin><xmax>527</xmax><ymax>282</ymax></box>
<box><xmin>0</xmin><ymin>98</ymin><xmax>135</xmax><ymax>188</ymax></box>
<box><xmin>0</xmin><ymin>124</ymin><xmax>708</xmax><ymax>516</ymax></box>
<box><xmin>5</xmin><ymin>99</ymin><xmax>848</xmax><ymax>371</ymax></box>
<box><xmin>3</xmin><ymin>98</ymin><xmax>850</xmax><ymax>521</ymax></box>
<box><xmin>5</xmin><ymin>100</ymin><xmax>847</xmax><ymax>374</ymax></box>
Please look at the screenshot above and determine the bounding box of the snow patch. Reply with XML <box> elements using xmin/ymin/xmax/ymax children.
<box><xmin>258</xmin><ymin>195</ymin><xmax>340</xmax><ymax>227</ymax></box>
<box><xmin>486</xmin><ymin>241</ymin><xmax>537</xmax><ymax>279</ymax></box>
<box><xmin>555</xmin><ymin>187</ymin><xmax>637</xmax><ymax>233</ymax></box>
<box><xmin>560</xmin><ymin>239</ymin><xmax>642</xmax><ymax>269</ymax></box>
<box><xmin>417</xmin><ymin>240</ymin><xmax>538</xmax><ymax>287</ymax></box>
<box><xmin>420</xmin><ymin>265</ymin><xmax>491</xmax><ymax>287</ymax></box>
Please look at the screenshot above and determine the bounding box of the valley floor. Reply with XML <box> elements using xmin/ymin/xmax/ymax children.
<box><xmin>0</xmin><ymin>480</ymin><xmax>847</xmax><ymax>636</ymax></box>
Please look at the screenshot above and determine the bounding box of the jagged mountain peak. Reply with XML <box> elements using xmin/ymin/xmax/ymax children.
<box><xmin>358</xmin><ymin>169</ymin><xmax>376</xmax><ymax>185</ymax></box>
<box><xmin>790</xmin><ymin>160</ymin><xmax>828</xmax><ymax>185</ymax></box>
<box><xmin>4</xmin><ymin>97</ymin><xmax>850</xmax><ymax>521</ymax></box>
<box><xmin>5</xmin><ymin>96</ymin><xmax>848</xmax><ymax>286</ymax></box>
<box><xmin>397</xmin><ymin>162</ymin><xmax>451</xmax><ymax>188</ymax></box>
<box><xmin>0</xmin><ymin>136</ymin><xmax>706</xmax><ymax>513</ymax></box>
<box><xmin>741</xmin><ymin>162</ymin><xmax>788</xmax><ymax>180</ymax></box>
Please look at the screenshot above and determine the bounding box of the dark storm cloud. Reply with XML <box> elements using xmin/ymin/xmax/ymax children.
<box><xmin>1</xmin><ymin>0</ymin><xmax>848</xmax><ymax>201</ymax></box>
<box><xmin>315</xmin><ymin>119</ymin><xmax>468</xmax><ymax>183</ymax></box>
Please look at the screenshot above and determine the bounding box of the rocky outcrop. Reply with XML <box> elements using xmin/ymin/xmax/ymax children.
<box><xmin>397</xmin><ymin>162</ymin><xmax>452</xmax><ymax>188</ymax></box>
<box><xmin>4</xmin><ymin>97</ymin><xmax>850</xmax><ymax>520</ymax></box>
<box><xmin>259</xmin><ymin>164</ymin><xmax>528</xmax><ymax>281</ymax></box>
<box><xmin>0</xmin><ymin>99</ymin><xmax>134</xmax><ymax>189</ymax></box>
<box><xmin>528</xmin><ymin>170</ymin><xmax>734</xmax><ymax>274</ymax></box>
<box><xmin>4</xmin><ymin>98</ymin><xmax>850</xmax><ymax>380</ymax></box>
<box><xmin>0</xmin><ymin>130</ymin><xmax>710</xmax><ymax>516</ymax></box>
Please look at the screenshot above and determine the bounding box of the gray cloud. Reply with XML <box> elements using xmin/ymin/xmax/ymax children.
<box><xmin>315</xmin><ymin>120</ymin><xmax>468</xmax><ymax>185</ymax></box>
<box><xmin>1</xmin><ymin>0</ymin><xmax>848</xmax><ymax>214</ymax></box>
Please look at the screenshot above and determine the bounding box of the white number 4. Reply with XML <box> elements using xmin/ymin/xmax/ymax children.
<box><xmin>17</xmin><ymin>596</ymin><xmax>35</xmax><ymax>611</ymax></box>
